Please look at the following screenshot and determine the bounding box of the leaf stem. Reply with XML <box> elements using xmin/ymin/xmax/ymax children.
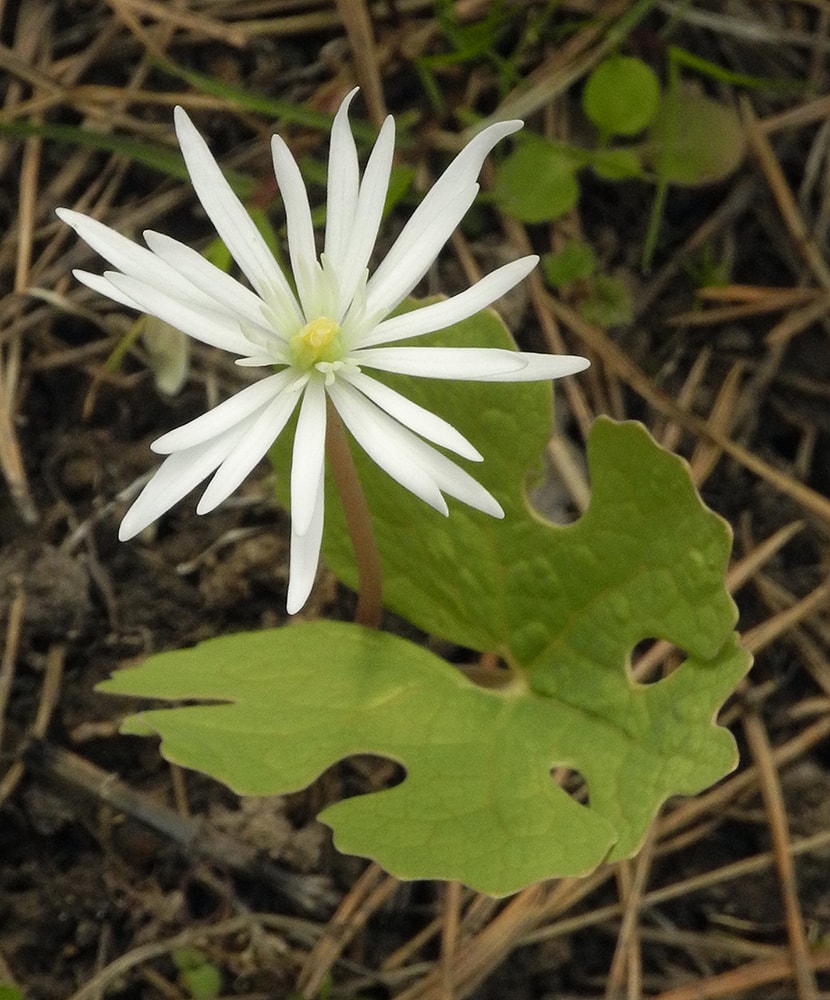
<box><xmin>324</xmin><ymin>400</ymin><xmax>383</xmax><ymax>628</ymax></box>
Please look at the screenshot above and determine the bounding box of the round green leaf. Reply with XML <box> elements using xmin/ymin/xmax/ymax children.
<box><xmin>648</xmin><ymin>92</ymin><xmax>745</xmax><ymax>186</ymax></box>
<box><xmin>583</xmin><ymin>55</ymin><xmax>660</xmax><ymax>137</ymax></box>
<box><xmin>493</xmin><ymin>140</ymin><xmax>580</xmax><ymax>222</ymax></box>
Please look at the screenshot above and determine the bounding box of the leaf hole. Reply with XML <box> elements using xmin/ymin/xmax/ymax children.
<box><xmin>456</xmin><ymin>652</ymin><xmax>515</xmax><ymax>689</ymax></box>
<box><xmin>630</xmin><ymin>638</ymin><xmax>684</xmax><ymax>684</ymax></box>
<box><xmin>550</xmin><ymin>766</ymin><xmax>589</xmax><ymax>806</ymax></box>
<box><xmin>527</xmin><ymin>442</ymin><xmax>586</xmax><ymax>526</ymax></box>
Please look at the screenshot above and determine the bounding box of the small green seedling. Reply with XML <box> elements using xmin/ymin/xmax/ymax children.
<box><xmin>173</xmin><ymin>949</ymin><xmax>222</xmax><ymax>1000</ymax></box>
<box><xmin>542</xmin><ymin>242</ymin><xmax>633</xmax><ymax>328</ymax></box>
<box><xmin>494</xmin><ymin>54</ymin><xmax>745</xmax><ymax>259</ymax></box>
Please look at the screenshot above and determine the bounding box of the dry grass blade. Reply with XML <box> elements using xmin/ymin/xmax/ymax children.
<box><xmin>651</xmin><ymin>949</ymin><xmax>830</xmax><ymax>1000</ymax></box>
<box><xmin>604</xmin><ymin>830</ymin><xmax>656</xmax><ymax>1000</ymax></box>
<box><xmin>742</xmin><ymin>95</ymin><xmax>830</xmax><ymax>291</ymax></box>
<box><xmin>333</xmin><ymin>0</ymin><xmax>386</xmax><ymax>126</ymax></box>
<box><xmin>298</xmin><ymin>863</ymin><xmax>397</xmax><ymax>998</ymax></box>
<box><xmin>742</xmin><ymin>710</ymin><xmax>819</xmax><ymax>1000</ymax></box>
<box><xmin>742</xmin><ymin>579</ymin><xmax>830</xmax><ymax>655</ymax></box>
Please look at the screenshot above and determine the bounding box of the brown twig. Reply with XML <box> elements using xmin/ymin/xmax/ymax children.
<box><xmin>743</xmin><ymin>709</ymin><xmax>819</xmax><ymax>1000</ymax></box>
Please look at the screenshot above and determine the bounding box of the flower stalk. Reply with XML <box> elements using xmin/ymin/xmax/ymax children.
<box><xmin>324</xmin><ymin>399</ymin><xmax>383</xmax><ymax>628</ymax></box>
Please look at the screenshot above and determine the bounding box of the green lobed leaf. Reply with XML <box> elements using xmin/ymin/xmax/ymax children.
<box><xmin>103</xmin><ymin>308</ymin><xmax>749</xmax><ymax>892</ymax></box>
<box><xmin>316</xmin><ymin>309</ymin><xmax>750</xmax><ymax>859</ymax></box>
<box><xmin>103</xmin><ymin>622</ymin><xmax>619</xmax><ymax>894</ymax></box>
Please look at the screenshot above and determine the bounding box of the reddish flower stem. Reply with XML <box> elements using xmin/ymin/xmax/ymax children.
<box><xmin>324</xmin><ymin>400</ymin><xmax>383</xmax><ymax>628</ymax></box>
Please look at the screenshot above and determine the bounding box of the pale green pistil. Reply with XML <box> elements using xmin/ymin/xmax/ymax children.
<box><xmin>290</xmin><ymin>316</ymin><xmax>344</xmax><ymax>369</ymax></box>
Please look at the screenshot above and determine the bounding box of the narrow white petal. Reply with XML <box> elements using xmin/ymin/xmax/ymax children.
<box><xmin>434</xmin><ymin>120</ymin><xmax>522</xmax><ymax>196</ymax></box>
<box><xmin>235</xmin><ymin>354</ymin><xmax>284</xmax><ymax>367</ymax></box>
<box><xmin>343</xmin><ymin>370</ymin><xmax>482</xmax><ymax>461</ymax></box>
<box><xmin>365</xmin><ymin>119</ymin><xmax>522</xmax><ymax>316</ymax></box>
<box><xmin>58</xmin><ymin>208</ymin><xmax>165</xmax><ymax>280</ymax></box>
<box><xmin>105</xmin><ymin>272</ymin><xmax>260</xmax><ymax>355</ymax></box>
<box><xmin>119</xmin><ymin>423</ymin><xmax>249</xmax><ymax>540</ymax></box>
<box><xmin>72</xmin><ymin>269</ymin><xmax>143</xmax><ymax>311</ymax></box>
<box><xmin>197</xmin><ymin>389</ymin><xmax>301</xmax><ymax>513</ymax></box>
<box><xmin>353</xmin><ymin>346</ymin><xmax>528</xmax><ymax>379</ymax></box>
<box><xmin>327</xmin><ymin>381</ymin><xmax>448</xmax><ymax>515</ymax></box>
<box><xmin>271</xmin><ymin>134</ymin><xmax>319</xmax><ymax>316</ymax></box>
<box><xmin>174</xmin><ymin>106</ymin><xmax>300</xmax><ymax>315</ymax></box>
<box><xmin>365</xmin><ymin>184</ymin><xmax>479</xmax><ymax>316</ymax></box>
<box><xmin>324</xmin><ymin>88</ymin><xmax>360</xmax><ymax>267</ymax></box>
<box><xmin>398</xmin><ymin>430</ymin><xmax>503</xmax><ymax>518</ymax></box>
<box><xmin>152</xmin><ymin>371</ymin><xmax>295</xmax><ymax>453</ymax></box>
<box><xmin>330</xmin><ymin>381</ymin><xmax>501</xmax><ymax>517</ymax></box>
<box><xmin>363</xmin><ymin>256</ymin><xmax>539</xmax><ymax>347</ymax></box>
<box><xmin>290</xmin><ymin>377</ymin><xmax>327</xmax><ymax>536</ymax></box>
<box><xmin>334</xmin><ymin>115</ymin><xmax>395</xmax><ymax>314</ymax></box>
<box><xmin>143</xmin><ymin>231</ymin><xmax>269</xmax><ymax>327</ymax></box>
<box><xmin>59</xmin><ymin>208</ymin><xmax>218</xmax><ymax>310</ymax></box>
<box><xmin>287</xmin><ymin>463</ymin><xmax>325</xmax><ymax>614</ymax></box>
<box><xmin>474</xmin><ymin>352</ymin><xmax>590</xmax><ymax>381</ymax></box>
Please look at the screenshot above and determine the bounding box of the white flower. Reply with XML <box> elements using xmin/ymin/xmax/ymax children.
<box><xmin>58</xmin><ymin>90</ymin><xmax>588</xmax><ymax>614</ymax></box>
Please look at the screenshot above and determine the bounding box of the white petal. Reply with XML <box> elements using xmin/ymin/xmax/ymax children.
<box><xmin>343</xmin><ymin>370</ymin><xmax>482</xmax><ymax>461</ymax></box>
<box><xmin>235</xmin><ymin>354</ymin><xmax>284</xmax><ymax>367</ymax></box>
<box><xmin>287</xmin><ymin>463</ymin><xmax>325</xmax><ymax>614</ymax></box>
<box><xmin>324</xmin><ymin>88</ymin><xmax>360</xmax><ymax>268</ymax></box>
<box><xmin>364</xmin><ymin>184</ymin><xmax>479</xmax><ymax>316</ymax></box>
<box><xmin>334</xmin><ymin>114</ymin><xmax>395</xmax><ymax>314</ymax></box>
<box><xmin>474</xmin><ymin>352</ymin><xmax>590</xmax><ymax>381</ymax></box>
<box><xmin>330</xmin><ymin>381</ymin><xmax>501</xmax><ymax>517</ymax></box>
<box><xmin>58</xmin><ymin>208</ymin><xmax>216</xmax><ymax>309</ymax></box>
<box><xmin>434</xmin><ymin>120</ymin><xmax>522</xmax><ymax>197</ymax></box>
<box><xmin>365</xmin><ymin>118</ymin><xmax>522</xmax><ymax>315</ymax></box>
<box><xmin>402</xmin><ymin>429</ymin><xmax>503</xmax><ymax>518</ymax></box>
<box><xmin>152</xmin><ymin>371</ymin><xmax>295</xmax><ymax>453</ymax></box>
<box><xmin>119</xmin><ymin>422</ymin><xmax>249</xmax><ymax>540</ymax></box>
<box><xmin>197</xmin><ymin>388</ymin><xmax>301</xmax><ymax>513</ymax></box>
<box><xmin>353</xmin><ymin>346</ymin><xmax>528</xmax><ymax>379</ymax></box>
<box><xmin>57</xmin><ymin>208</ymin><xmax>161</xmax><ymax>278</ymax></box>
<box><xmin>327</xmin><ymin>381</ymin><xmax>448</xmax><ymax>515</ymax></box>
<box><xmin>290</xmin><ymin>377</ymin><xmax>327</xmax><ymax>537</ymax></box>
<box><xmin>105</xmin><ymin>272</ymin><xmax>260</xmax><ymax>355</ymax></box>
<box><xmin>143</xmin><ymin>231</ymin><xmax>269</xmax><ymax>327</ymax></box>
<box><xmin>72</xmin><ymin>269</ymin><xmax>143</xmax><ymax>311</ymax></box>
<box><xmin>362</xmin><ymin>256</ymin><xmax>539</xmax><ymax>347</ymax></box>
<box><xmin>174</xmin><ymin>106</ymin><xmax>300</xmax><ymax>316</ymax></box>
<box><xmin>271</xmin><ymin>134</ymin><xmax>319</xmax><ymax>316</ymax></box>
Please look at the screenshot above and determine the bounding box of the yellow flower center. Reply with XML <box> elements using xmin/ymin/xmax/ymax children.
<box><xmin>290</xmin><ymin>316</ymin><xmax>343</xmax><ymax>369</ymax></box>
